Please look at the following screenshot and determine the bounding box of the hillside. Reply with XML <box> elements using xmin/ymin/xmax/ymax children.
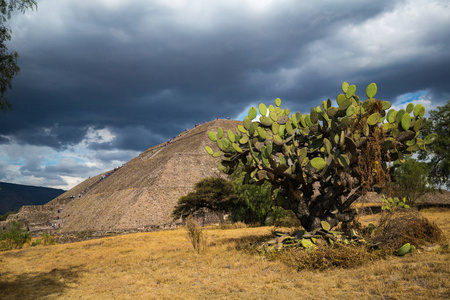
<box><xmin>46</xmin><ymin>119</ymin><xmax>242</xmax><ymax>232</ymax></box>
<box><xmin>0</xmin><ymin>182</ymin><xmax>65</xmax><ymax>215</ymax></box>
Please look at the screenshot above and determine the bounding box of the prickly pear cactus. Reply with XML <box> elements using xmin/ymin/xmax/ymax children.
<box><xmin>206</xmin><ymin>82</ymin><xmax>436</xmax><ymax>231</ymax></box>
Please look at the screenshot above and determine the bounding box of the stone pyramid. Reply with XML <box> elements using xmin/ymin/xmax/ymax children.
<box><xmin>44</xmin><ymin>119</ymin><xmax>241</xmax><ymax>232</ymax></box>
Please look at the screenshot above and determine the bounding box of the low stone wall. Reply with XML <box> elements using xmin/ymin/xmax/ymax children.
<box><xmin>2</xmin><ymin>205</ymin><xmax>59</xmax><ymax>231</ymax></box>
<box><xmin>54</xmin><ymin>222</ymin><xmax>182</xmax><ymax>244</ymax></box>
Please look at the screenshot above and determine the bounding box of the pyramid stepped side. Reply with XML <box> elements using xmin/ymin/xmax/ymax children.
<box><xmin>58</xmin><ymin>119</ymin><xmax>241</xmax><ymax>232</ymax></box>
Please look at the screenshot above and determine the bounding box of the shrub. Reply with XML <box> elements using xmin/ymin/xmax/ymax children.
<box><xmin>31</xmin><ymin>239</ymin><xmax>42</xmax><ymax>247</ymax></box>
<box><xmin>265</xmin><ymin>243</ymin><xmax>385</xmax><ymax>271</ymax></box>
<box><xmin>371</xmin><ymin>210</ymin><xmax>445</xmax><ymax>250</ymax></box>
<box><xmin>266</xmin><ymin>207</ymin><xmax>301</xmax><ymax>228</ymax></box>
<box><xmin>185</xmin><ymin>216</ymin><xmax>207</xmax><ymax>254</ymax></box>
<box><xmin>41</xmin><ymin>232</ymin><xmax>56</xmax><ymax>245</ymax></box>
<box><xmin>0</xmin><ymin>221</ymin><xmax>31</xmax><ymax>251</ymax></box>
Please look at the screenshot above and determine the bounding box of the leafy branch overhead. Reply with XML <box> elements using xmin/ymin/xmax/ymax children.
<box><xmin>206</xmin><ymin>82</ymin><xmax>436</xmax><ymax>231</ymax></box>
<box><xmin>0</xmin><ymin>0</ymin><xmax>38</xmax><ymax>111</ymax></box>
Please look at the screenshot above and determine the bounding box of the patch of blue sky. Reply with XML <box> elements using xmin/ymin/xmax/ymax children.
<box><xmin>0</xmin><ymin>156</ymin><xmax>25</xmax><ymax>166</ymax></box>
<box><xmin>395</xmin><ymin>90</ymin><xmax>427</xmax><ymax>105</ymax></box>
<box><xmin>235</xmin><ymin>111</ymin><xmax>247</xmax><ymax>121</ymax></box>
<box><xmin>40</xmin><ymin>154</ymin><xmax>61</xmax><ymax>166</ymax></box>
<box><xmin>235</xmin><ymin>104</ymin><xmax>255</xmax><ymax>121</ymax></box>
<box><xmin>40</xmin><ymin>149</ymin><xmax>87</xmax><ymax>167</ymax></box>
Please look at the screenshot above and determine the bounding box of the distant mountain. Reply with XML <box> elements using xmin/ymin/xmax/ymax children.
<box><xmin>0</xmin><ymin>182</ymin><xmax>65</xmax><ymax>215</ymax></box>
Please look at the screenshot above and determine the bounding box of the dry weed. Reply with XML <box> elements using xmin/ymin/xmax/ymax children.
<box><xmin>372</xmin><ymin>209</ymin><xmax>445</xmax><ymax>250</ymax></box>
<box><xmin>265</xmin><ymin>243</ymin><xmax>388</xmax><ymax>271</ymax></box>
<box><xmin>185</xmin><ymin>216</ymin><xmax>207</xmax><ymax>254</ymax></box>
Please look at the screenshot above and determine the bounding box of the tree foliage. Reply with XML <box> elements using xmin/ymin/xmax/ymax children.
<box><xmin>207</xmin><ymin>82</ymin><xmax>434</xmax><ymax>231</ymax></box>
<box><xmin>0</xmin><ymin>220</ymin><xmax>31</xmax><ymax>251</ymax></box>
<box><xmin>418</xmin><ymin>100</ymin><xmax>449</xmax><ymax>188</ymax></box>
<box><xmin>392</xmin><ymin>158</ymin><xmax>434</xmax><ymax>206</ymax></box>
<box><xmin>172</xmin><ymin>177</ymin><xmax>237</xmax><ymax>223</ymax></box>
<box><xmin>0</xmin><ymin>0</ymin><xmax>37</xmax><ymax>111</ymax></box>
<box><xmin>228</xmin><ymin>164</ymin><xmax>272</xmax><ymax>225</ymax></box>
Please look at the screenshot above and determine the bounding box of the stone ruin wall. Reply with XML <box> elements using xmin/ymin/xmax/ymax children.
<box><xmin>0</xmin><ymin>204</ymin><xmax>63</xmax><ymax>234</ymax></box>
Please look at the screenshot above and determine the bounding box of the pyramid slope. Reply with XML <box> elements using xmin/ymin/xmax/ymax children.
<box><xmin>53</xmin><ymin>119</ymin><xmax>241</xmax><ymax>232</ymax></box>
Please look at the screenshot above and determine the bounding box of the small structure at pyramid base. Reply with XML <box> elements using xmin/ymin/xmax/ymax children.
<box><xmin>1</xmin><ymin>119</ymin><xmax>241</xmax><ymax>235</ymax></box>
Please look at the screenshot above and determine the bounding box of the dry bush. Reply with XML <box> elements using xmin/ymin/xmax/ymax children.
<box><xmin>372</xmin><ymin>209</ymin><xmax>446</xmax><ymax>250</ymax></box>
<box><xmin>266</xmin><ymin>243</ymin><xmax>386</xmax><ymax>271</ymax></box>
<box><xmin>185</xmin><ymin>216</ymin><xmax>207</xmax><ymax>254</ymax></box>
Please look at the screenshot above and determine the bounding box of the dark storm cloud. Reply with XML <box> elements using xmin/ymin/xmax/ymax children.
<box><xmin>1</xmin><ymin>0</ymin><xmax>396</xmax><ymax>143</ymax></box>
<box><xmin>12</xmin><ymin>125</ymin><xmax>89</xmax><ymax>150</ymax></box>
<box><xmin>1</xmin><ymin>0</ymin><xmax>449</xmax><ymax>188</ymax></box>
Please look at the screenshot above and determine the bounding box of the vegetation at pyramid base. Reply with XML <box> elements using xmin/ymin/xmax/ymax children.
<box><xmin>172</xmin><ymin>177</ymin><xmax>238</xmax><ymax>223</ymax></box>
<box><xmin>207</xmin><ymin>82</ymin><xmax>436</xmax><ymax>231</ymax></box>
<box><xmin>172</xmin><ymin>174</ymin><xmax>294</xmax><ymax>226</ymax></box>
<box><xmin>228</xmin><ymin>165</ymin><xmax>273</xmax><ymax>225</ymax></box>
<box><xmin>0</xmin><ymin>220</ymin><xmax>31</xmax><ymax>251</ymax></box>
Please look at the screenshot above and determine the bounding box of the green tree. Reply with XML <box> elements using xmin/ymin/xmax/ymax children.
<box><xmin>229</xmin><ymin>164</ymin><xmax>272</xmax><ymax>225</ymax></box>
<box><xmin>419</xmin><ymin>100</ymin><xmax>449</xmax><ymax>188</ymax></box>
<box><xmin>172</xmin><ymin>177</ymin><xmax>238</xmax><ymax>223</ymax></box>
<box><xmin>392</xmin><ymin>158</ymin><xmax>434</xmax><ymax>206</ymax></box>
<box><xmin>207</xmin><ymin>82</ymin><xmax>434</xmax><ymax>231</ymax></box>
<box><xmin>1</xmin><ymin>0</ymin><xmax>37</xmax><ymax>111</ymax></box>
<box><xmin>0</xmin><ymin>220</ymin><xmax>31</xmax><ymax>251</ymax></box>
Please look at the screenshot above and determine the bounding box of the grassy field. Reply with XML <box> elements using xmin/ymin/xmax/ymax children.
<box><xmin>1</xmin><ymin>208</ymin><xmax>449</xmax><ymax>299</ymax></box>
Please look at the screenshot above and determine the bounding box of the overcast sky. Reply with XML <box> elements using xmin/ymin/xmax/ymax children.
<box><xmin>0</xmin><ymin>0</ymin><xmax>449</xmax><ymax>190</ymax></box>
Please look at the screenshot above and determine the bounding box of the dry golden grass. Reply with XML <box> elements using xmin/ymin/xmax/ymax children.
<box><xmin>1</xmin><ymin>209</ymin><xmax>449</xmax><ymax>299</ymax></box>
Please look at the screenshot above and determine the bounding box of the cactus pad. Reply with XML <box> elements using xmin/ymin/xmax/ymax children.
<box><xmin>228</xmin><ymin>130</ymin><xmax>235</xmax><ymax>143</ymax></box>
<box><xmin>345</xmin><ymin>85</ymin><xmax>356</xmax><ymax>98</ymax></box>
<box><xmin>342</xmin><ymin>82</ymin><xmax>349</xmax><ymax>93</ymax></box>
<box><xmin>366</xmin><ymin>83</ymin><xmax>377</xmax><ymax>99</ymax></box>
<box><xmin>401</xmin><ymin>113</ymin><xmax>411</xmax><ymax>131</ymax></box>
<box><xmin>381</xmin><ymin>101</ymin><xmax>391</xmax><ymax>110</ymax></box>
<box><xmin>259</xmin><ymin>103</ymin><xmax>267</xmax><ymax>116</ymax></box>
<box><xmin>397</xmin><ymin>243</ymin><xmax>411</xmax><ymax>256</ymax></box>
<box><xmin>413</xmin><ymin>104</ymin><xmax>425</xmax><ymax>118</ymax></box>
<box><xmin>248</xmin><ymin>107</ymin><xmax>257</xmax><ymax>120</ymax></box>
<box><xmin>213</xmin><ymin>151</ymin><xmax>223</xmax><ymax>157</ymax></box>
<box><xmin>275</xmin><ymin>98</ymin><xmax>281</xmax><ymax>107</ymax></box>
<box><xmin>387</xmin><ymin>109</ymin><xmax>397</xmax><ymax>123</ymax></box>
<box><xmin>205</xmin><ymin>146</ymin><xmax>213</xmax><ymax>155</ymax></box>
<box><xmin>208</xmin><ymin>131</ymin><xmax>217</xmax><ymax>142</ymax></box>
<box><xmin>406</xmin><ymin>103</ymin><xmax>414</xmax><ymax>113</ymax></box>
<box><xmin>367</xmin><ymin>113</ymin><xmax>381</xmax><ymax>126</ymax></box>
